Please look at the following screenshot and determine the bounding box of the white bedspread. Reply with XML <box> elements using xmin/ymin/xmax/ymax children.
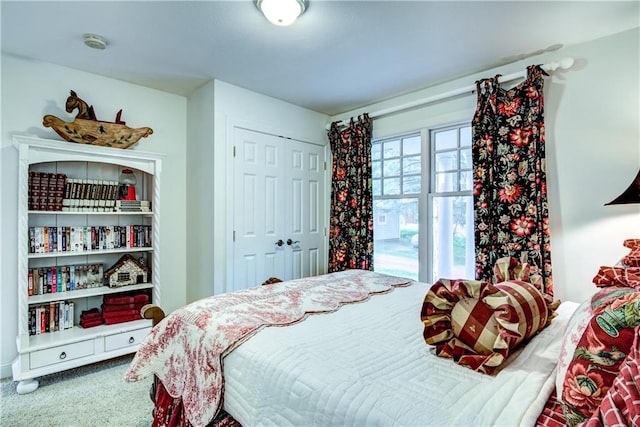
<box><xmin>224</xmin><ymin>281</ymin><xmax>578</xmax><ymax>427</ymax></box>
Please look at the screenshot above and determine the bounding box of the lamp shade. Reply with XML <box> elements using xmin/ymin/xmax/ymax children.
<box><xmin>256</xmin><ymin>0</ymin><xmax>307</xmax><ymax>26</ymax></box>
<box><xmin>605</xmin><ymin>168</ymin><xmax>640</xmax><ymax>205</ymax></box>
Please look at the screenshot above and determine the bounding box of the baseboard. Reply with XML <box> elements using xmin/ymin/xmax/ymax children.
<box><xmin>1</xmin><ymin>361</ymin><xmax>14</xmax><ymax>380</ymax></box>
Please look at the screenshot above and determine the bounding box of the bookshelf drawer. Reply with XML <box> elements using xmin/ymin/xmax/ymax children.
<box><xmin>104</xmin><ymin>327</ymin><xmax>151</xmax><ymax>352</ymax></box>
<box><xmin>30</xmin><ymin>340</ymin><xmax>95</xmax><ymax>369</ymax></box>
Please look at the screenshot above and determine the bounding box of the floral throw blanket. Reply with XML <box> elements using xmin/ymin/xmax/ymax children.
<box><xmin>125</xmin><ymin>270</ymin><xmax>412</xmax><ymax>427</ymax></box>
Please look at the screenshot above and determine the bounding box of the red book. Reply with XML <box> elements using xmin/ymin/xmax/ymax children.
<box><xmin>40</xmin><ymin>309</ymin><xmax>46</xmax><ymax>334</ymax></box>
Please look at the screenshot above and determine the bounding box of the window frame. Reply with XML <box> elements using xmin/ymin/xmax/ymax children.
<box><xmin>372</xmin><ymin>122</ymin><xmax>473</xmax><ymax>283</ymax></box>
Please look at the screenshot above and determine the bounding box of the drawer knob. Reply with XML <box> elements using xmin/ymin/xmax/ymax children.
<box><xmin>59</xmin><ymin>352</ymin><xmax>67</xmax><ymax>360</ymax></box>
<box><xmin>129</xmin><ymin>336</ymin><xmax>135</xmax><ymax>344</ymax></box>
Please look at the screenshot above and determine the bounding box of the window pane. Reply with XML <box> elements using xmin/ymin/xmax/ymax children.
<box><xmin>435</xmin><ymin>172</ymin><xmax>457</xmax><ymax>192</ymax></box>
<box><xmin>372</xmin><ymin>160</ymin><xmax>382</xmax><ymax>178</ymax></box>
<box><xmin>383</xmin><ymin>140</ymin><xmax>400</xmax><ymax>158</ymax></box>
<box><xmin>382</xmin><ymin>178</ymin><xmax>400</xmax><ymax>196</ymax></box>
<box><xmin>434</xmin><ymin>129</ymin><xmax>457</xmax><ymax>151</ymax></box>
<box><xmin>403</xmin><ymin>175</ymin><xmax>421</xmax><ymax>194</ymax></box>
<box><xmin>383</xmin><ymin>177</ymin><xmax>400</xmax><ymax>195</ymax></box>
<box><xmin>460</xmin><ymin>126</ymin><xmax>471</xmax><ymax>147</ymax></box>
<box><xmin>373</xmin><ymin>198</ymin><xmax>419</xmax><ymax>280</ymax></box>
<box><xmin>435</xmin><ymin>152</ymin><xmax>458</xmax><ymax>172</ymax></box>
<box><xmin>372</xmin><ymin>143</ymin><xmax>381</xmax><ymax>160</ymax></box>
<box><xmin>459</xmin><ymin>149</ymin><xmax>472</xmax><ymax>169</ymax></box>
<box><xmin>373</xmin><ymin>178</ymin><xmax>381</xmax><ymax>196</ymax></box>
<box><xmin>383</xmin><ymin>159</ymin><xmax>401</xmax><ymax>176</ymax></box>
<box><xmin>403</xmin><ymin>155</ymin><xmax>421</xmax><ymax>174</ymax></box>
<box><xmin>460</xmin><ymin>171</ymin><xmax>473</xmax><ymax>191</ymax></box>
<box><xmin>431</xmin><ymin>195</ymin><xmax>475</xmax><ymax>282</ymax></box>
<box><xmin>403</xmin><ymin>136</ymin><xmax>421</xmax><ymax>155</ymax></box>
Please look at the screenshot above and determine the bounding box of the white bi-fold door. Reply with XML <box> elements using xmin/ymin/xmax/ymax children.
<box><xmin>232</xmin><ymin>127</ymin><xmax>326</xmax><ymax>291</ymax></box>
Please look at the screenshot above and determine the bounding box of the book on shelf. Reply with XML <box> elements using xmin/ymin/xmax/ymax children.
<box><xmin>115</xmin><ymin>200</ymin><xmax>150</xmax><ymax>206</ymax></box>
<box><xmin>28</xmin><ymin>225</ymin><xmax>152</xmax><ymax>254</ymax></box>
<box><xmin>59</xmin><ymin>198</ymin><xmax>151</xmax><ymax>212</ymax></box>
<box><xmin>65</xmin><ymin>178</ymin><xmax>119</xmax><ymax>203</ymax></box>
<box><xmin>28</xmin><ymin>171</ymin><xmax>66</xmax><ymax>211</ymax></box>
<box><xmin>28</xmin><ymin>175</ymin><xmax>133</xmax><ymax>212</ymax></box>
<box><xmin>61</xmin><ymin>198</ymin><xmax>117</xmax><ymax>212</ymax></box>
<box><xmin>29</xmin><ymin>301</ymin><xmax>75</xmax><ymax>336</ymax></box>
<box><xmin>113</xmin><ymin>200</ymin><xmax>151</xmax><ymax>212</ymax></box>
<box><xmin>27</xmin><ymin>263</ymin><xmax>105</xmax><ymax>296</ymax></box>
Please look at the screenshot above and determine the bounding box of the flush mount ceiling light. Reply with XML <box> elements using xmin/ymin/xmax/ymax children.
<box><xmin>256</xmin><ymin>0</ymin><xmax>307</xmax><ymax>26</ymax></box>
<box><xmin>83</xmin><ymin>33</ymin><xmax>108</xmax><ymax>50</ymax></box>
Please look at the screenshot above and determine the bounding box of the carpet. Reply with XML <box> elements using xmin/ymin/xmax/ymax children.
<box><xmin>0</xmin><ymin>355</ymin><xmax>154</xmax><ymax>426</ymax></box>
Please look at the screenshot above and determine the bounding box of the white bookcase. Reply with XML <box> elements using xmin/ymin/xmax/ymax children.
<box><xmin>12</xmin><ymin>135</ymin><xmax>163</xmax><ymax>394</ymax></box>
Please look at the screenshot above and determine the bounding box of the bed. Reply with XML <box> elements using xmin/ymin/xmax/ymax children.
<box><xmin>125</xmin><ymin>266</ymin><xmax>640</xmax><ymax>427</ymax></box>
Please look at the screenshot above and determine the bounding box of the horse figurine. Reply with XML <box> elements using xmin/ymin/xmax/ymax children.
<box><xmin>66</xmin><ymin>90</ymin><xmax>97</xmax><ymax>120</ymax></box>
<box><xmin>43</xmin><ymin>90</ymin><xmax>153</xmax><ymax>149</ymax></box>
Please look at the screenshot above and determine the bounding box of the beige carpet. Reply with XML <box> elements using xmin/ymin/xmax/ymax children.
<box><xmin>0</xmin><ymin>355</ymin><xmax>154</xmax><ymax>426</ymax></box>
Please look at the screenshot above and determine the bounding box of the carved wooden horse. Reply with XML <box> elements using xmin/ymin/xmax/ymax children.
<box><xmin>65</xmin><ymin>90</ymin><xmax>97</xmax><ymax>120</ymax></box>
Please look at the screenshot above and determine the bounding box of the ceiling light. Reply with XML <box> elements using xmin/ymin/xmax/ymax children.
<box><xmin>256</xmin><ymin>0</ymin><xmax>307</xmax><ymax>26</ymax></box>
<box><xmin>83</xmin><ymin>33</ymin><xmax>108</xmax><ymax>50</ymax></box>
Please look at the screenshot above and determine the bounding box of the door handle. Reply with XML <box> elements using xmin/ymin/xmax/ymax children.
<box><xmin>286</xmin><ymin>239</ymin><xmax>300</xmax><ymax>246</ymax></box>
<box><xmin>275</xmin><ymin>239</ymin><xmax>284</xmax><ymax>247</ymax></box>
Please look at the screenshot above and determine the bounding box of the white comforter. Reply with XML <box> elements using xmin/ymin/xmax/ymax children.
<box><xmin>224</xmin><ymin>281</ymin><xmax>578</xmax><ymax>427</ymax></box>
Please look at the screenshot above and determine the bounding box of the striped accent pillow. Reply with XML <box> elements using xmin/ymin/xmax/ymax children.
<box><xmin>422</xmin><ymin>278</ymin><xmax>551</xmax><ymax>374</ymax></box>
<box><xmin>451</xmin><ymin>296</ymin><xmax>499</xmax><ymax>355</ymax></box>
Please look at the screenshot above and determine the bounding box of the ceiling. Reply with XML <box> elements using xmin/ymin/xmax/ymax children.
<box><xmin>2</xmin><ymin>1</ymin><xmax>638</xmax><ymax>116</ymax></box>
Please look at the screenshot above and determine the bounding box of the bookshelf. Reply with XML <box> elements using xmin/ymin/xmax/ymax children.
<box><xmin>12</xmin><ymin>135</ymin><xmax>163</xmax><ymax>394</ymax></box>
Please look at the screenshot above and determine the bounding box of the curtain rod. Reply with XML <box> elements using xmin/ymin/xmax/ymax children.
<box><xmin>328</xmin><ymin>57</ymin><xmax>575</xmax><ymax>130</ymax></box>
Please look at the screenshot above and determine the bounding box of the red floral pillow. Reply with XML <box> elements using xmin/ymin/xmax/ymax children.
<box><xmin>556</xmin><ymin>287</ymin><xmax>640</xmax><ymax>426</ymax></box>
<box><xmin>421</xmin><ymin>277</ymin><xmax>552</xmax><ymax>374</ymax></box>
<box><xmin>582</xmin><ymin>325</ymin><xmax>640</xmax><ymax>426</ymax></box>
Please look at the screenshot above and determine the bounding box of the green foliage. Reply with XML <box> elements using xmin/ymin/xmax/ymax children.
<box><xmin>400</xmin><ymin>228</ymin><xmax>418</xmax><ymax>240</ymax></box>
<box><xmin>453</xmin><ymin>234</ymin><xmax>466</xmax><ymax>265</ymax></box>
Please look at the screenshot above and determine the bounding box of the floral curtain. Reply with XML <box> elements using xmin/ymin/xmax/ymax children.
<box><xmin>472</xmin><ymin>65</ymin><xmax>554</xmax><ymax>296</ymax></box>
<box><xmin>327</xmin><ymin>114</ymin><xmax>374</xmax><ymax>272</ymax></box>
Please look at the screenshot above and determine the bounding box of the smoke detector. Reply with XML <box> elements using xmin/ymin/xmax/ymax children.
<box><xmin>83</xmin><ymin>33</ymin><xmax>108</xmax><ymax>50</ymax></box>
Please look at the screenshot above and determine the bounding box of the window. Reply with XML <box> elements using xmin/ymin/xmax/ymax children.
<box><xmin>430</xmin><ymin>125</ymin><xmax>475</xmax><ymax>282</ymax></box>
<box><xmin>372</xmin><ymin>134</ymin><xmax>422</xmax><ymax>280</ymax></box>
<box><xmin>117</xmin><ymin>271</ymin><xmax>131</xmax><ymax>282</ymax></box>
<box><xmin>372</xmin><ymin>124</ymin><xmax>475</xmax><ymax>283</ymax></box>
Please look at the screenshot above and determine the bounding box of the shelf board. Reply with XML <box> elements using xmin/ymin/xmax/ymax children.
<box><xmin>28</xmin><ymin>283</ymin><xmax>154</xmax><ymax>305</ymax></box>
<box><xmin>20</xmin><ymin>319</ymin><xmax>153</xmax><ymax>352</ymax></box>
<box><xmin>28</xmin><ymin>247</ymin><xmax>153</xmax><ymax>259</ymax></box>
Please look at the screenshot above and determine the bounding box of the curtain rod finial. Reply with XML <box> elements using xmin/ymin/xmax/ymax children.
<box><xmin>545</xmin><ymin>57</ymin><xmax>574</xmax><ymax>72</ymax></box>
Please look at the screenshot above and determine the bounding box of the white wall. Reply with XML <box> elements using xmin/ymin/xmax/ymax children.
<box><xmin>186</xmin><ymin>82</ymin><xmax>216</xmax><ymax>304</ymax></box>
<box><xmin>186</xmin><ymin>80</ymin><xmax>329</xmax><ymax>301</ymax></box>
<box><xmin>334</xmin><ymin>28</ymin><xmax>640</xmax><ymax>305</ymax></box>
<box><xmin>0</xmin><ymin>54</ymin><xmax>188</xmax><ymax>378</ymax></box>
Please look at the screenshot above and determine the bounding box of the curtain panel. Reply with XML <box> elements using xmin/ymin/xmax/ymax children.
<box><xmin>472</xmin><ymin>65</ymin><xmax>554</xmax><ymax>296</ymax></box>
<box><xmin>327</xmin><ymin>114</ymin><xmax>374</xmax><ymax>272</ymax></box>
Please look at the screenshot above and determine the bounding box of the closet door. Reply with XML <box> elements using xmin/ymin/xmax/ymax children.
<box><xmin>285</xmin><ymin>139</ymin><xmax>325</xmax><ymax>281</ymax></box>
<box><xmin>232</xmin><ymin>128</ymin><xmax>326</xmax><ymax>291</ymax></box>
